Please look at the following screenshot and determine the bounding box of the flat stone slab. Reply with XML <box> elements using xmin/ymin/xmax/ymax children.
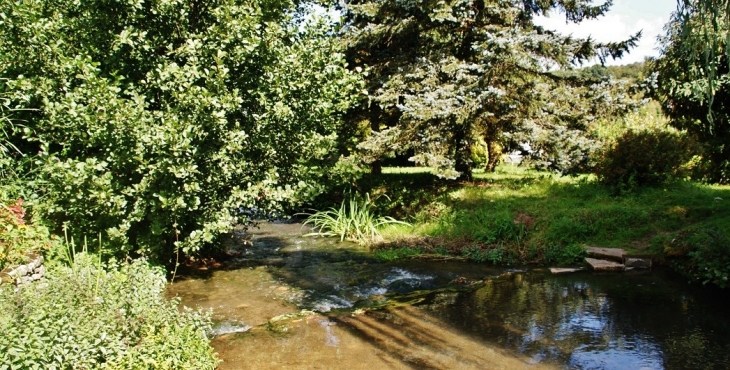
<box><xmin>585</xmin><ymin>258</ymin><xmax>625</xmax><ymax>272</ymax></box>
<box><xmin>549</xmin><ymin>268</ymin><xmax>584</xmax><ymax>274</ymax></box>
<box><xmin>585</xmin><ymin>247</ymin><xmax>625</xmax><ymax>262</ymax></box>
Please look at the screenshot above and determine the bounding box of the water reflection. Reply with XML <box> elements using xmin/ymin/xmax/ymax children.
<box><xmin>170</xmin><ymin>223</ymin><xmax>730</xmax><ymax>369</ymax></box>
<box><xmin>420</xmin><ymin>270</ymin><xmax>730</xmax><ymax>369</ymax></box>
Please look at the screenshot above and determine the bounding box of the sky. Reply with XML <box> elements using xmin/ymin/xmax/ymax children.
<box><xmin>533</xmin><ymin>0</ymin><xmax>678</xmax><ymax>66</ymax></box>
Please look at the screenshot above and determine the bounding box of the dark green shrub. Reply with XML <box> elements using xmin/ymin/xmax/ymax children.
<box><xmin>656</xmin><ymin>228</ymin><xmax>730</xmax><ymax>288</ymax></box>
<box><xmin>0</xmin><ymin>255</ymin><xmax>219</xmax><ymax>369</ymax></box>
<box><xmin>462</xmin><ymin>245</ymin><xmax>511</xmax><ymax>264</ymax></box>
<box><xmin>543</xmin><ymin>243</ymin><xmax>587</xmax><ymax>266</ymax></box>
<box><xmin>594</xmin><ymin>129</ymin><xmax>696</xmax><ymax>188</ymax></box>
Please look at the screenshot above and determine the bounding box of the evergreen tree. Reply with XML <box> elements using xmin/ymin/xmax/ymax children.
<box><xmin>342</xmin><ymin>0</ymin><xmax>640</xmax><ymax>178</ymax></box>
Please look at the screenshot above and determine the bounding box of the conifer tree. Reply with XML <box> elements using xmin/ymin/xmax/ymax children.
<box><xmin>342</xmin><ymin>0</ymin><xmax>640</xmax><ymax>178</ymax></box>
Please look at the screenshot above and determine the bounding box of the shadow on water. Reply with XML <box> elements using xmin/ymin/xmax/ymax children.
<box><xmin>168</xmin><ymin>222</ymin><xmax>730</xmax><ymax>370</ymax></box>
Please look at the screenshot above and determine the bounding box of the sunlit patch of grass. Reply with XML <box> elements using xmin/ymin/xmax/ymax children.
<box><xmin>360</xmin><ymin>164</ymin><xmax>730</xmax><ymax>266</ymax></box>
<box><xmin>381</xmin><ymin>167</ymin><xmax>434</xmax><ymax>174</ymax></box>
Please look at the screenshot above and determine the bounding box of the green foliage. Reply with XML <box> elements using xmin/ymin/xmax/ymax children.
<box><xmin>654</xmin><ymin>228</ymin><xmax>730</xmax><ymax>288</ymax></box>
<box><xmin>346</xmin><ymin>0</ymin><xmax>642</xmax><ymax>178</ymax></box>
<box><xmin>594</xmin><ymin>129</ymin><xmax>697</xmax><ymax>188</ymax></box>
<box><xmin>365</xmin><ymin>166</ymin><xmax>730</xmax><ymax>269</ymax></box>
<box><xmin>543</xmin><ymin>243</ymin><xmax>586</xmax><ymax>266</ymax></box>
<box><xmin>652</xmin><ymin>1</ymin><xmax>730</xmax><ymax>182</ymax></box>
<box><xmin>0</xmin><ymin>254</ymin><xmax>218</xmax><ymax>369</ymax></box>
<box><xmin>437</xmin><ymin>209</ymin><xmax>526</xmax><ymax>245</ymax></box>
<box><xmin>302</xmin><ymin>193</ymin><xmax>410</xmax><ymax>245</ymax></box>
<box><xmin>373</xmin><ymin>247</ymin><xmax>423</xmax><ymax>261</ymax></box>
<box><xmin>461</xmin><ymin>245</ymin><xmax>509</xmax><ymax>265</ymax></box>
<box><xmin>0</xmin><ymin>0</ymin><xmax>362</xmax><ymax>262</ymax></box>
<box><xmin>0</xmin><ymin>90</ymin><xmax>22</xmax><ymax>175</ymax></box>
<box><xmin>0</xmin><ymin>198</ymin><xmax>58</xmax><ymax>270</ymax></box>
<box><xmin>555</xmin><ymin>61</ymin><xmax>649</xmax><ymax>82</ymax></box>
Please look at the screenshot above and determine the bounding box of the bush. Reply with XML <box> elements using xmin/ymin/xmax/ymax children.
<box><xmin>0</xmin><ymin>198</ymin><xmax>58</xmax><ymax>271</ymax></box>
<box><xmin>0</xmin><ymin>1</ymin><xmax>362</xmax><ymax>263</ymax></box>
<box><xmin>0</xmin><ymin>255</ymin><xmax>218</xmax><ymax>369</ymax></box>
<box><xmin>655</xmin><ymin>228</ymin><xmax>730</xmax><ymax>288</ymax></box>
<box><xmin>594</xmin><ymin>129</ymin><xmax>696</xmax><ymax>188</ymax></box>
<box><xmin>543</xmin><ymin>243</ymin><xmax>586</xmax><ymax>266</ymax></box>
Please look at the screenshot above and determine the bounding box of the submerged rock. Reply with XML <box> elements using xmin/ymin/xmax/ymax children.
<box><xmin>624</xmin><ymin>256</ymin><xmax>652</xmax><ymax>269</ymax></box>
<box><xmin>549</xmin><ymin>267</ymin><xmax>584</xmax><ymax>274</ymax></box>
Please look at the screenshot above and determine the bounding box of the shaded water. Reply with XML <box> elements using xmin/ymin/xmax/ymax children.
<box><xmin>168</xmin><ymin>222</ymin><xmax>730</xmax><ymax>369</ymax></box>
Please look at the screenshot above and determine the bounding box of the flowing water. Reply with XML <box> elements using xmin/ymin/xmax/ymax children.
<box><xmin>167</xmin><ymin>222</ymin><xmax>730</xmax><ymax>369</ymax></box>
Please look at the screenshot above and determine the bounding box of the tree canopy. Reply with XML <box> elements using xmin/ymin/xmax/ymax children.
<box><xmin>653</xmin><ymin>0</ymin><xmax>730</xmax><ymax>182</ymax></box>
<box><xmin>0</xmin><ymin>0</ymin><xmax>362</xmax><ymax>261</ymax></box>
<box><xmin>342</xmin><ymin>0</ymin><xmax>641</xmax><ymax>178</ymax></box>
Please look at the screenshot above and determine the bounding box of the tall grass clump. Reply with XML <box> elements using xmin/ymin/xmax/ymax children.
<box><xmin>0</xmin><ymin>254</ymin><xmax>219</xmax><ymax>369</ymax></box>
<box><xmin>302</xmin><ymin>193</ymin><xmax>410</xmax><ymax>245</ymax></box>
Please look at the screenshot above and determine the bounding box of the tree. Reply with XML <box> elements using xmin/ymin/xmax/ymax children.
<box><xmin>0</xmin><ymin>0</ymin><xmax>362</xmax><ymax>262</ymax></box>
<box><xmin>653</xmin><ymin>0</ymin><xmax>730</xmax><ymax>182</ymax></box>
<box><xmin>673</xmin><ymin>0</ymin><xmax>730</xmax><ymax>106</ymax></box>
<box><xmin>341</xmin><ymin>0</ymin><xmax>640</xmax><ymax>179</ymax></box>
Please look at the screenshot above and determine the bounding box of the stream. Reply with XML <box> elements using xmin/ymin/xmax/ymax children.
<box><xmin>167</xmin><ymin>222</ymin><xmax>730</xmax><ymax>369</ymax></box>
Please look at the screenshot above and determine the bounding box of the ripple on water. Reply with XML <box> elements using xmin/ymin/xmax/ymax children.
<box><xmin>311</xmin><ymin>295</ymin><xmax>354</xmax><ymax>313</ymax></box>
<box><xmin>209</xmin><ymin>321</ymin><xmax>253</xmax><ymax>336</ymax></box>
<box><xmin>308</xmin><ymin>267</ymin><xmax>437</xmax><ymax>312</ymax></box>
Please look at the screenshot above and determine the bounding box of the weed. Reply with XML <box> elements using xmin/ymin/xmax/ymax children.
<box><xmin>0</xmin><ymin>255</ymin><xmax>218</xmax><ymax>369</ymax></box>
<box><xmin>543</xmin><ymin>243</ymin><xmax>587</xmax><ymax>266</ymax></box>
<box><xmin>462</xmin><ymin>245</ymin><xmax>506</xmax><ymax>264</ymax></box>
<box><xmin>301</xmin><ymin>193</ymin><xmax>410</xmax><ymax>245</ymax></box>
<box><xmin>655</xmin><ymin>228</ymin><xmax>730</xmax><ymax>288</ymax></box>
<box><xmin>374</xmin><ymin>247</ymin><xmax>423</xmax><ymax>261</ymax></box>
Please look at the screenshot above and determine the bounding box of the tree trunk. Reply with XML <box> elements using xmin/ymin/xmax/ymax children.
<box><xmin>486</xmin><ymin>139</ymin><xmax>500</xmax><ymax>172</ymax></box>
<box><xmin>370</xmin><ymin>160</ymin><xmax>382</xmax><ymax>175</ymax></box>
<box><xmin>369</xmin><ymin>105</ymin><xmax>383</xmax><ymax>175</ymax></box>
<box><xmin>454</xmin><ymin>124</ymin><xmax>473</xmax><ymax>180</ymax></box>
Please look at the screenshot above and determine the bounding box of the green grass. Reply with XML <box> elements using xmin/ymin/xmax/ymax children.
<box><xmin>347</xmin><ymin>165</ymin><xmax>730</xmax><ymax>266</ymax></box>
<box><xmin>301</xmin><ymin>193</ymin><xmax>411</xmax><ymax>245</ymax></box>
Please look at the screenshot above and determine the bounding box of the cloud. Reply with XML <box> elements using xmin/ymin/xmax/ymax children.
<box><xmin>533</xmin><ymin>14</ymin><xmax>668</xmax><ymax>66</ymax></box>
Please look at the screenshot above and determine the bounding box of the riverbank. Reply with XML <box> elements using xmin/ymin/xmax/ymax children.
<box><xmin>317</xmin><ymin>166</ymin><xmax>730</xmax><ymax>286</ymax></box>
<box><xmin>169</xmin><ymin>222</ymin><xmax>730</xmax><ymax>369</ymax></box>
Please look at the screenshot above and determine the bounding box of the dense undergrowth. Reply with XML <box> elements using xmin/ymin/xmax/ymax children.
<box><xmin>0</xmin><ymin>254</ymin><xmax>219</xmax><ymax>369</ymax></box>
<box><xmin>326</xmin><ymin>165</ymin><xmax>730</xmax><ymax>287</ymax></box>
<box><xmin>0</xmin><ymin>197</ymin><xmax>218</xmax><ymax>369</ymax></box>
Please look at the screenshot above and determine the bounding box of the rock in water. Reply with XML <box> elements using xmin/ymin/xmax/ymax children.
<box><xmin>585</xmin><ymin>258</ymin><xmax>625</xmax><ymax>272</ymax></box>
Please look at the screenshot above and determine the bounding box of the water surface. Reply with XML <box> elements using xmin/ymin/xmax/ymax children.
<box><xmin>168</xmin><ymin>222</ymin><xmax>730</xmax><ymax>369</ymax></box>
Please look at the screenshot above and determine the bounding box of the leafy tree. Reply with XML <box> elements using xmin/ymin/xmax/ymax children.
<box><xmin>0</xmin><ymin>0</ymin><xmax>362</xmax><ymax>262</ymax></box>
<box><xmin>341</xmin><ymin>0</ymin><xmax>640</xmax><ymax>178</ymax></box>
<box><xmin>653</xmin><ymin>0</ymin><xmax>730</xmax><ymax>182</ymax></box>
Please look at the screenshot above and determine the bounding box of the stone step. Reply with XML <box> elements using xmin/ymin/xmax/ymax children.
<box><xmin>585</xmin><ymin>247</ymin><xmax>626</xmax><ymax>262</ymax></box>
<box><xmin>585</xmin><ymin>258</ymin><xmax>625</xmax><ymax>272</ymax></box>
<box><xmin>549</xmin><ymin>267</ymin><xmax>584</xmax><ymax>274</ymax></box>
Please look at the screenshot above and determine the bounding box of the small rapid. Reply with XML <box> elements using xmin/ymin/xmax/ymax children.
<box><xmin>168</xmin><ymin>222</ymin><xmax>730</xmax><ymax>370</ymax></box>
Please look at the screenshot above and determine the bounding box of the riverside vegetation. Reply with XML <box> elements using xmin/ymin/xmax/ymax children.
<box><xmin>304</xmin><ymin>105</ymin><xmax>730</xmax><ymax>288</ymax></box>
<box><xmin>356</xmin><ymin>166</ymin><xmax>729</xmax><ymax>287</ymax></box>
<box><xmin>1</xmin><ymin>0</ymin><xmax>729</xmax><ymax>367</ymax></box>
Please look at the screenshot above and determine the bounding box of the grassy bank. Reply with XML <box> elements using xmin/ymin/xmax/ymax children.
<box><xmin>331</xmin><ymin>166</ymin><xmax>730</xmax><ymax>285</ymax></box>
